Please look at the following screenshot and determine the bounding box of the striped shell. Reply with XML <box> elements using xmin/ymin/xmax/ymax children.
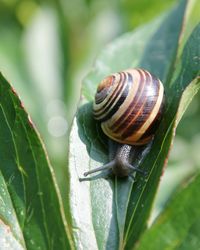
<box><xmin>93</xmin><ymin>68</ymin><xmax>165</xmax><ymax>145</ymax></box>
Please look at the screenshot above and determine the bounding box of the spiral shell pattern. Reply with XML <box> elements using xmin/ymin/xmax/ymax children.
<box><xmin>93</xmin><ymin>68</ymin><xmax>165</xmax><ymax>145</ymax></box>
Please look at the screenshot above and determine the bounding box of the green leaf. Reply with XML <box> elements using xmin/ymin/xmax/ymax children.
<box><xmin>0</xmin><ymin>73</ymin><xmax>73</xmax><ymax>249</ymax></box>
<box><xmin>135</xmin><ymin>172</ymin><xmax>200</xmax><ymax>250</ymax></box>
<box><xmin>68</xmin><ymin>0</ymin><xmax>200</xmax><ymax>249</ymax></box>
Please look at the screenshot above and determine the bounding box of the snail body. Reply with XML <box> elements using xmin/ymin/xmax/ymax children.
<box><xmin>82</xmin><ymin>68</ymin><xmax>165</xmax><ymax>180</ymax></box>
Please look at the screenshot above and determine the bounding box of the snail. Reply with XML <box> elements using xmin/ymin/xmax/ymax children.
<box><xmin>81</xmin><ymin>68</ymin><xmax>165</xmax><ymax>180</ymax></box>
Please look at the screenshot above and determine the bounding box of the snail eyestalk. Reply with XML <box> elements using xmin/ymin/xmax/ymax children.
<box><xmin>127</xmin><ymin>163</ymin><xmax>147</xmax><ymax>175</ymax></box>
<box><xmin>83</xmin><ymin>161</ymin><xmax>114</xmax><ymax>177</ymax></box>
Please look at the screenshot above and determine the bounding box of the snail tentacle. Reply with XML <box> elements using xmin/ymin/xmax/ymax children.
<box><xmin>83</xmin><ymin>161</ymin><xmax>114</xmax><ymax>177</ymax></box>
<box><xmin>79</xmin><ymin>170</ymin><xmax>111</xmax><ymax>182</ymax></box>
<box><xmin>127</xmin><ymin>163</ymin><xmax>147</xmax><ymax>175</ymax></box>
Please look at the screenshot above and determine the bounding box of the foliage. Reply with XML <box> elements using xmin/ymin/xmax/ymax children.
<box><xmin>0</xmin><ymin>0</ymin><xmax>200</xmax><ymax>249</ymax></box>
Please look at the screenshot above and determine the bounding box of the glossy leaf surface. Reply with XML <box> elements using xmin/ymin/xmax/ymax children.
<box><xmin>135</xmin><ymin>172</ymin><xmax>200</xmax><ymax>250</ymax></box>
<box><xmin>0</xmin><ymin>73</ymin><xmax>73</xmax><ymax>249</ymax></box>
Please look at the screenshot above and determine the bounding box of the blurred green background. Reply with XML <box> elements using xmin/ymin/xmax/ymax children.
<box><xmin>0</xmin><ymin>0</ymin><xmax>199</xmax><ymax>224</ymax></box>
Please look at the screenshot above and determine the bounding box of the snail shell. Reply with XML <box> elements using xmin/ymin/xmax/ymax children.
<box><xmin>93</xmin><ymin>68</ymin><xmax>165</xmax><ymax>145</ymax></box>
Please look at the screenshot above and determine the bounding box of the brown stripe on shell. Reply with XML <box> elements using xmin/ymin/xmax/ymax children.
<box><xmin>93</xmin><ymin>73</ymin><xmax>126</xmax><ymax>121</ymax></box>
<box><xmin>119</xmin><ymin>70</ymin><xmax>152</xmax><ymax>137</ymax></box>
<box><xmin>94</xmin><ymin>73</ymin><xmax>121</xmax><ymax>110</ymax></box>
<box><xmin>97</xmin><ymin>72</ymin><xmax>131</xmax><ymax>122</ymax></box>
<box><xmin>110</xmin><ymin>69</ymin><xmax>144</xmax><ymax>132</ymax></box>
<box><xmin>139</xmin><ymin>91</ymin><xmax>165</xmax><ymax>141</ymax></box>
<box><xmin>114</xmin><ymin>70</ymin><xmax>151</xmax><ymax>135</ymax></box>
<box><xmin>121</xmin><ymin>71</ymin><xmax>159</xmax><ymax>139</ymax></box>
<box><xmin>93</xmin><ymin>72</ymin><xmax>124</xmax><ymax>117</ymax></box>
<box><xmin>95</xmin><ymin>75</ymin><xmax>115</xmax><ymax>104</ymax></box>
